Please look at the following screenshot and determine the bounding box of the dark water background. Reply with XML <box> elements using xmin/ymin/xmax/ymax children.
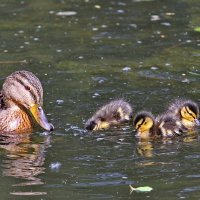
<box><xmin>0</xmin><ymin>0</ymin><xmax>200</xmax><ymax>199</ymax></box>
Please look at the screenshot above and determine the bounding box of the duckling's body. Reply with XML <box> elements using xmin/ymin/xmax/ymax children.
<box><xmin>85</xmin><ymin>99</ymin><xmax>133</xmax><ymax>131</ymax></box>
<box><xmin>155</xmin><ymin>114</ymin><xmax>182</xmax><ymax>137</ymax></box>
<box><xmin>133</xmin><ymin>111</ymin><xmax>182</xmax><ymax>139</ymax></box>
<box><xmin>166</xmin><ymin>99</ymin><xmax>200</xmax><ymax>131</ymax></box>
<box><xmin>0</xmin><ymin>70</ymin><xmax>54</xmax><ymax>134</ymax></box>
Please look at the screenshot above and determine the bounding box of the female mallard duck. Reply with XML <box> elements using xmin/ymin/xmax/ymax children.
<box><xmin>0</xmin><ymin>70</ymin><xmax>54</xmax><ymax>133</ymax></box>
<box><xmin>166</xmin><ymin>99</ymin><xmax>200</xmax><ymax>131</ymax></box>
<box><xmin>133</xmin><ymin>111</ymin><xmax>182</xmax><ymax>139</ymax></box>
<box><xmin>85</xmin><ymin>99</ymin><xmax>133</xmax><ymax>131</ymax></box>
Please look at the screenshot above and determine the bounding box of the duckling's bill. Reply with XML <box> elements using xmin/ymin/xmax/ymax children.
<box><xmin>30</xmin><ymin>104</ymin><xmax>54</xmax><ymax>131</ymax></box>
<box><xmin>195</xmin><ymin>118</ymin><xmax>200</xmax><ymax>126</ymax></box>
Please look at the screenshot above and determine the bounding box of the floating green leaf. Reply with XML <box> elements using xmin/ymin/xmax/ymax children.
<box><xmin>129</xmin><ymin>185</ymin><xmax>153</xmax><ymax>193</ymax></box>
<box><xmin>194</xmin><ymin>27</ymin><xmax>200</xmax><ymax>32</ymax></box>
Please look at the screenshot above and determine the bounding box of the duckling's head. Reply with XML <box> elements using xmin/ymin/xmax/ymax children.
<box><xmin>180</xmin><ymin>101</ymin><xmax>200</xmax><ymax>129</ymax></box>
<box><xmin>85</xmin><ymin>117</ymin><xmax>110</xmax><ymax>131</ymax></box>
<box><xmin>2</xmin><ymin>70</ymin><xmax>54</xmax><ymax>131</ymax></box>
<box><xmin>133</xmin><ymin>111</ymin><xmax>154</xmax><ymax>138</ymax></box>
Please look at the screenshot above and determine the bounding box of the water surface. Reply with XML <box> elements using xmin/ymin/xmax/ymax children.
<box><xmin>0</xmin><ymin>0</ymin><xmax>200</xmax><ymax>199</ymax></box>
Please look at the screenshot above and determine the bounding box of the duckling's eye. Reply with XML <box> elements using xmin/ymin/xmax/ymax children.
<box><xmin>185</xmin><ymin>107</ymin><xmax>196</xmax><ymax>119</ymax></box>
<box><xmin>100</xmin><ymin>117</ymin><xmax>106</xmax><ymax>122</ymax></box>
<box><xmin>114</xmin><ymin>112</ymin><xmax>121</xmax><ymax>121</ymax></box>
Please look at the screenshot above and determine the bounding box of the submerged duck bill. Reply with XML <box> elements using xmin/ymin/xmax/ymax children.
<box><xmin>30</xmin><ymin>104</ymin><xmax>54</xmax><ymax>131</ymax></box>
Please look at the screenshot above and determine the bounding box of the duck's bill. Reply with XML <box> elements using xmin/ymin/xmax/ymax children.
<box><xmin>30</xmin><ymin>104</ymin><xmax>54</xmax><ymax>131</ymax></box>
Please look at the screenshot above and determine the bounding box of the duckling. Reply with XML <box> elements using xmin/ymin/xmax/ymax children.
<box><xmin>0</xmin><ymin>70</ymin><xmax>54</xmax><ymax>133</ymax></box>
<box><xmin>166</xmin><ymin>99</ymin><xmax>200</xmax><ymax>130</ymax></box>
<box><xmin>133</xmin><ymin>111</ymin><xmax>182</xmax><ymax>139</ymax></box>
<box><xmin>85</xmin><ymin>99</ymin><xmax>133</xmax><ymax>131</ymax></box>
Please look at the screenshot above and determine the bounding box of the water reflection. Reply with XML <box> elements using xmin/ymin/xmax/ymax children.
<box><xmin>0</xmin><ymin>133</ymin><xmax>50</xmax><ymax>196</ymax></box>
<box><xmin>135</xmin><ymin>131</ymin><xmax>199</xmax><ymax>158</ymax></box>
<box><xmin>136</xmin><ymin>141</ymin><xmax>154</xmax><ymax>158</ymax></box>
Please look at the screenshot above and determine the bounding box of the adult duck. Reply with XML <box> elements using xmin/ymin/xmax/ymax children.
<box><xmin>0</xmin><ymin>70</ymin><xmax>54</xmax><ymax>133</ymax></box>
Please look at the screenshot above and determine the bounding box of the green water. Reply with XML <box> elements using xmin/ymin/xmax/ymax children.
<box><xmin>0</xmin><ymin>0</ymin><xmax>200</xmax><ymax>199</ymax></box>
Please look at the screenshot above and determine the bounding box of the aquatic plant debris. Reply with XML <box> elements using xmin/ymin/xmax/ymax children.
<box><xmin>56</xmin><ymin>11</ymin><xmax>77</xmax><ymax>16</ymax></box>
<box><xmin>129</xmin><ymin>185</ymin><xmax>153</xmax><ymax>193</ymax></box>
<box><xmin>194</xmin><ymin>27</ymin><xmax>200</xmax><ymax>32</ymax></box>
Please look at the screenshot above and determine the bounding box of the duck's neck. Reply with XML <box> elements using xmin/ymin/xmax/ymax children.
<box><xmin>0</xmin><ymin>99</ymin><xmax>33</xmax><ymax>133</ymax></box>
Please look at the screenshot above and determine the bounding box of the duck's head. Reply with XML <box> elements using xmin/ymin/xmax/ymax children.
<box><xmin>133</xmin><ymin>111</ymin><xmax>154</xmax><ymax>138</ymax></box>
<box><xmin>180</xmin><ymin>101</ymin><xmax>200</xmax><ymax>128</ymax></box>
<box><xmin>2</xmin><ymin>70</ymin><xmax>54</xmax><ymax>131</ymax></box>
<box><xmin>85</xmin><ymin>117</ymin><xmax>110</xmax><ymax>131</ymax></box>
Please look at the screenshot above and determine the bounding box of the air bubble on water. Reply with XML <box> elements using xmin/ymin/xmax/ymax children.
<box><xmin>96</xmin><ymin>137</ymin><xmax>104</xmax><ymax>142</ymax></box>
<box><xmin>122</xmin><ymin>66</ymin><xmax>131</xmax><ymax>72</ymax></box>
<box><xmin>151</xmin><ymin>15</ymin><xmax>160</xmax><ymax>21</ymax></box>
<box><xmin>151</xmin><ymin>66</ymin><xmax>158</xmax><ymax>70</ymax></box>
<box><xmin>49</xmin><ymin>162</ymin><xmax>62</xmax><ymax>171</ymax></box>
<box><xmin>94</xmin><ymin>5</ymin><xmax>101</xmax><ymax>9</ymax></box>
<box><xmin>56</xmin><ymin>99</ymin><xmax>64</xmax><ymax>104</ymax></box>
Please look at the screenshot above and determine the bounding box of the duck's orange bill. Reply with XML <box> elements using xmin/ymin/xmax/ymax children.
<box><xmin>30</xmin><ymin>104</ymin><xmax>54</xmax><ymax>131</ymax></box>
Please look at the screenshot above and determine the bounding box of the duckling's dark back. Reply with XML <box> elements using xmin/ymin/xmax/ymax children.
<box><xmin>94</xmin><ymin>99</ymin><xmax>133</xmax><ymax>121</ymax></box>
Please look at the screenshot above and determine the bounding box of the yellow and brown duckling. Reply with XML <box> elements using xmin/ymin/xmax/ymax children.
<box><xmin>85</xmin><ymin>99</ymin><xmax>133</xmax><ymax>131</ymax></box>
<box><xmin>133</xmin><ymin>111</ymin><xmax>182</xmax><ymax>139</ymax></box>
<box><xmin>166</xmin><ymin>99</ymin><xmax>200</xmax><ymax>131</ymax></box>
<box><xmin>0</xmin><ymin>70</ymin><xmax>54</xmax><ymax>133</ymax></box>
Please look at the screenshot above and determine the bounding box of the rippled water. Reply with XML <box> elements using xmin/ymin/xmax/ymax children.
<box><xmin>0</xmin><ymin>0</ymin><xmax>200</xmax><ymax>199</ymax></box>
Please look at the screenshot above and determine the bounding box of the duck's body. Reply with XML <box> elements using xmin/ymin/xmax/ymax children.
<box><xmin>0</xmin><ymin>70</ymin><xmax>54</xmax><ymax>134</ymax></box>
<box><xmin>166</xmin><ymin>99</ymin><xmax>200</xmax><ymax>131</ymax></box>
<box><xmin>0</xmin><ymin>105</ymin><xmax>32</xmax><ymax>133</ymax></box>
<box><xmin>85</xmin><ymin>99</ymin><xmax>133</xmax><ymax>131</ymax></box>
<box><xmin>133</xmin><ymin>111</ymin><xmax>182</xmax><ymax>139</ymax></box>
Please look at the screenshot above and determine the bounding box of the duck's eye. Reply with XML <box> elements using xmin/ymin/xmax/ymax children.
<box><xmin>38</xmin><ymin>106</ymin><xmax>42</xmax><ymax>111</ymax></box>
<box><xmin>25</xmin><ymin>86</ymin><xmax>31</xmax><ymax>91</ymax></box>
